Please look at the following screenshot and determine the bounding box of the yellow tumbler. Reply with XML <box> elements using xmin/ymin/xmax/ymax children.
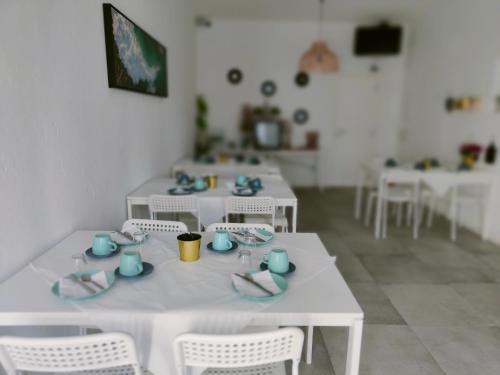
<box><xmin>177</xmin><ymin>233</ymin><xmax>201</xmax><ymax>262</ymax></box>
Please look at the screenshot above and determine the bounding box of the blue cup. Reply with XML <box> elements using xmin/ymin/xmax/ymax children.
<box><xmin>194</xmin><ymin>177</ymin><xmax>206</xmax><ymax>190</ymax></box>
<box><xmin>92</xmin><ymin>233</ymin><xmax>117</xmax><ymax>256</ymax></box>
<box><xmin>263</xmin><ymin>249</ymin><xmax>289</xmax><ymax>273</ymax></box>
<box><xmin>212</xmin><ymin>230</ymin><xmax>232</xmax><ymax>251</ymax></box>
<box><xmin>119</xmin><ymin>251</ymin><xmax>143</xmax><ymax>276</ymax></box>
<box><xmin>177</xmin><ymin>173</ymin><xmax>190</xmax><ymax>185</ymax></box>
<box><xmin>236</xmin><ymin>175</ymin><xmax>247</xmax><ymax>186</ymax></box>
<box><xmin>249</xmin><ymin>178</ymin><xmax>262</xmax><ymax>190</ymax></box>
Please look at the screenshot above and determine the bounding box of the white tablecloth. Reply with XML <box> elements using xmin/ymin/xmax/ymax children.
<box><xmin>128</xmin><ymin>176</ymin><xmax>297</xmax><ymax>227</ymax></box>
<box><xmin>17</xmin><ymin>231</ymin><xmax>351</xmax><ymax>374</ymax></box>
<box><xmin>172</xmin><ymin>158</ymin><xmax>280</xmax><ymax>178</ymax></box>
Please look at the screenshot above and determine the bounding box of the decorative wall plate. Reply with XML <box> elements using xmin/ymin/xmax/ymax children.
<box><xmin>227</xmin><ymin>68</ymin><xmax>243</xmax><ymax>84</ymax></box>
<box><xmin>293</xmin><ymin>108</ymin><xmax>309</xmax><ymax>125</ymax></box>
<box><xmin>295</xmin><ymin>71</ymin><xmax>309</xmax><ymax>87</ymax></box>
<box><xmin>261</xmin><ymin>80</ymin><xmax>277</xmax><ymax>97</ymax></box>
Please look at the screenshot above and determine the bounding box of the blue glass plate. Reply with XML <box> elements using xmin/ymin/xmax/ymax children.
<box><xmin>231</xmin><ymin>271</ymin><xmax>288</xmax><ymax>302</ymax></box>
<box><xmin>168</xmin><ymin>187</ymin><xmax>193</xmax><ymax>195</ymax></box>
<box><xmin>207</xmin><ymin>241</ymin><xmax>238</xmax><ymax>253</ymax></box>
<box><xmin>234</xmin><ymin>229</ymin><xmax>273</xmax><ymax>247</ymax></box>
<box><xmin>85</xmin><ymin>247</ymin><xmax>120</xmax><ymax>259</ymax></box>
<box><xmin>232</xmin><ymin>189</ymin><xmax>256</xmax><ymax>197</ymax></box>
<box><xmin>52</xmin><ymin>270</ymin><xmax>116</xmax><ymax>301</ymax></box>
<box><xmin>110</xmin><ymin>232</ymin><xmax>148</xmax><ymax>247</ymax></box>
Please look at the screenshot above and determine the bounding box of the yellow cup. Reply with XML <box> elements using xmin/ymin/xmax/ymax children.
<box><xmin>206</xmin><ymin>175</ymin><xmax>218</xmax><ymax>189</ymax></box>
<box><xmin>177</xmin><ymin>233</ymin><xmax>201</xmax><ymax>262</ymax></box>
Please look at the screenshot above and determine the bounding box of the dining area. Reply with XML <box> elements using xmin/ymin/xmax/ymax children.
<box><xmin>0</xmin><ymin>165</ymin><xmax>363</xmax><ymax>375</ymax></box>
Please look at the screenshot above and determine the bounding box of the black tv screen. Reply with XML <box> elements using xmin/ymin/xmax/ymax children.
<box><xmin>354</xmin><ymin>24</ymin><xmax>402</xmax><ymax>56</ymax></box>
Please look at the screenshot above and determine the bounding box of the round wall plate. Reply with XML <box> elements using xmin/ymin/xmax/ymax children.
<box><xmin>261</xmin><ymin>80</ymin><xmax>277</xmax><ymax>97</ymax></box>
<box><xmin>295</xmin><ymin>71</ymin><xmax>309</xmax><ymax>87</ymax></box>
<box><xmin>293</xmin><ymin>108</ymin><xmax>309</xmax><ymax>125</ymax></box>
<box><xmin>227</xmin><ymin>68</ymin><xmax>243</xmax><ymax>84</ymax></box>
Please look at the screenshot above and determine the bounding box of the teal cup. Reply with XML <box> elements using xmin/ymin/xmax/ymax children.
<box><xmin>263</xmin><ymin>249</ymin><xmax>289</xmax><ymax>273</ymax></box>
<box><xmin>212</xmin><ymin>230</ymin><xmax>232</xmax><ymax>251</ymax></box>
<box><xmin>119</xmin><ymin>251</ymin><xmax>143</xmax><ymax>276</ymax></box>
<box><xmin>236</xmin><ymin>175</ymin><xmax>247</xmax><ymax>186</ymax></box>
<box><xmin>92</xmin><ymin>233</ymin><xmax>117</xmax><ymax>256</ymax></box>
<box><xmin>194</xmin><ymin>177</ymin><xmax>206</xmax><ymax>190</ymax></box>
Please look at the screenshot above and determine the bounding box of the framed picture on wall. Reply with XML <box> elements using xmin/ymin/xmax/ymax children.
<box><xmin>103</xmin><ymin>3</ymin><xmax>168</xmax><ymax>97</ymax></box>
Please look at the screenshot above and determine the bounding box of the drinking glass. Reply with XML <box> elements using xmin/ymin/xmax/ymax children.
<box><xmin>72</xmin><ymin>254</ymin><xmax>87</xmax><ymax>272</ymax></box>
<box><xmin>238</xmin><ymin>249</ymin><xmax>253</xmax><ymax>272</ymax></box>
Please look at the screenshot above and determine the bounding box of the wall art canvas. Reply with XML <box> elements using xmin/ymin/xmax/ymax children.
<box><xmin>103</xmin><ymin>4</ymin><xmax>167</xmax><ymax>97</ymax></box>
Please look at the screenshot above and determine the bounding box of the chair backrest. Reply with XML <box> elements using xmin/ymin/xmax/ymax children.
<box><xmin>174</xmin><ymin>328</ymin><xmax>303</xmax><ymax>373</ymax></box>
<box><xmin>205</xmin><ymin>222</ymin><xmax>275</xmax><ymax>233</ymax></box>
<box><xmin>124</xmin><ymin>219</ymin><xmax>188</xmax><ymax>233</ymax></box>
<box><xmin>225</xmin><ymin>196</ymin><xmax>275</xmax><ymax>226</ymax></box>
<box><xmin>148</xmin><ymin>195</ymin><xmax>200</xmax><ymax>231</ymax></box>
<box><xmin>0</xmin><ymin>332</ymin><xmax>141</xmax><ymax>375</ymax></box>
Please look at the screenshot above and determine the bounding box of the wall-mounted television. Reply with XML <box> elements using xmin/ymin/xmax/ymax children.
<box><xmin>354</xmin><ymin>23</ymin><xmax>402</xmax><ymax>56</ymax></box>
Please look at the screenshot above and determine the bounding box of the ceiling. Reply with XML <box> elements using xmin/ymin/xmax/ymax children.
<box><xmin>193</xmin><ymin>0</ymin><xmax>431</xmax><ymax>23</ymax></box>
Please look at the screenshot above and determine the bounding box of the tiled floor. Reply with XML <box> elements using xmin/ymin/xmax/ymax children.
<box><xmin>295</xmin><ymin>188</ymin><xmax>500</xmax><ymax>375</ymax></box>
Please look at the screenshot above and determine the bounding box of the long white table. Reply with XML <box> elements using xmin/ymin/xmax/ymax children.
<box><xmin>0</xmin><ymin>231</ymin><xmax>363</xmax><ymax>375</ymax></box>
<box><xmin>127</xmin><ymin>176</ymin><xmax>299</xmax><ymax>232</ymax></box>
<box><xmin>172</xmin><ymin>158</ymin><xmax>280</xmax><ymax>178</ymax></box>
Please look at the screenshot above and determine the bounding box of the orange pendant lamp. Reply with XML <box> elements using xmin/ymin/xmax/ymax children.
<box><xmin>299</xmin><ymin>0</ymin><xmax>339</xmax><ymax>73</ymax></box>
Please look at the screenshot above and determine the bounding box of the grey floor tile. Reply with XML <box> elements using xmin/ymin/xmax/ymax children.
<box><xmin>336</xmin><ymin>253</ymin><xmax>374</xmax><ymax>282</ymax></box>
<box><xmin>342</xmin><ymin>236</ymin><xmax>409</xmax><ymax>256</ymax></box>
<box><xmin>358</xmin><ymin>254</ymin><xmax>445</xmax><ymax>284</ymax></box>
<box><xmin>317</xmin><ymin>231</ymin><xmax>352</xmax><ymax>257</ymax></box>
<box><xmin>452</xmin><ymin>283</ymin><xmax>500</xmax><ymax>325</ymax></box>
<box><xmin>382</xmin><ymin>284</ymin><xmax>493</xmax><ymax>327</ymax></box>
<box><xmin>349</xmin><ymin>283</ymin><xmax>406</xmax><ymax>325</ymax></box>
<box><xmin>413</xmin><ymin>325</ymin><xmax>500</xmax><ymax>375</ymax></box>
<box><xmin>321</xmin><ymin>325</ymin><xmax>446</xmax><ymax>375</ymax></box>
<box><xmin>476</xmin><ymin>254</ymin><xmax>500</xmax><ymax>282</ymax></box>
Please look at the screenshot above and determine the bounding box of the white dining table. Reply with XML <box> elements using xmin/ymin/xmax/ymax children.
<box><xmin>172</xmin><ymin>158</ymin><xmax>281</xmax><ymax>178</ymax></box>
<box><xmin>0</xmin><ymin>231</ymin><xmax>363</xmax><ymax>375</ymax></box>
<box><xmin>127</xmin><ymin>176</ymin><xmax>299</xmax><ymax>232</ymax></box>
<box><xmin>355</xmin><ymin>163</ymin><xmax>496</xmax><ymax>240</ymax></box>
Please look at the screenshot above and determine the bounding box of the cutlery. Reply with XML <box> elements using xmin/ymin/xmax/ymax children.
<box><xmin>68</xmin><ymin>274</ymin><xmax>96</xmax><ymax>295</ymax></box>
<box><xmin>234</xmin><ymin>273</ymin><xmax>274</xmax><ymax>296</ymax></box>
<box><xmin>80</xmin><ymin>274</ymin><xmax>105</xmax><ymax>290</ymax></box>
<box><xmin>115</xmin><ymin>230</ymin><xmax>135</xmax><ymax>242</ymax></box>
<box><xmin>231</xmin><ymin>231</ymin><xmax>265</xmax><ymax>243</ymax></box>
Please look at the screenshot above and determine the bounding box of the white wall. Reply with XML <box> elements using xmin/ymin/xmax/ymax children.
<box><xmin>196</xmin><ymin>19</ymin><xmax>407</xmax><ymax>186</ymax></box>
<box><xmin>0</xmin><ymin>0</ymin><xmax>195</xmax><ymax>281</ymax></box>
<box><xmin>398</xmin><ymin>0</ymin><xmax>500</xmax><ymax>243</ymax></box>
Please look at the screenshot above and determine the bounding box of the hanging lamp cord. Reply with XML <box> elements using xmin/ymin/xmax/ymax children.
<box><xmin>318</xmin><ymin>0</ymin><xmax>325</xmax><ymax>39</ymax></box>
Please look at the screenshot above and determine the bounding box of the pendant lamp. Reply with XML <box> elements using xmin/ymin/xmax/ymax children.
<box><xmin>299</xmin><ymin>0</ymin><xmax>338</xmax><ymax>73</ymax></box>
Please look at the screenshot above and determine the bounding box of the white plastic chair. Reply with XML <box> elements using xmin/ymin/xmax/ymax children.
<box><xmin>225</xmin><ymin>196</ymin><xmax>275</xmax><ymax>229</ymax></box>
<box><xmin>148</xmin><ymin>195</ymin><xmax>200</xmax><ymax>232</ymax></box>
<box><xmin>372</xmin><ymin>170</ymin><xmax>421</xmax><ymax>239</ymax></box>
<box><xmin>173</xmin><ymin>327</ymin><xmax>304</xmax><ymax>375</ymax></box>
<box><xmin>124</xmin><ymin>219</ymin><xmax>188</xmax><ymax>233</ymax></box>
<box><xmin>205</xmin><ymin>222</ymin><xmax>275</xmax><ymax>233</ymax></box>
<box><xmin>0</xmin><ymin>332</ymin><xmax>143</xmax><ymax>375</ymax></box>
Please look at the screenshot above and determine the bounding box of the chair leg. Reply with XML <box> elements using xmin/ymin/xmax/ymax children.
<box><xmin>396</xmin><ymin>203</ymin><xmax>403</xmax><ymax>227</ymax></box>
<box><xmin>450</xmin><ymin>186</ymin><xmax>458</xmax><ymax>242</ymax></box>
<box><xmin>306</xmin><ymin>325</ymin><xmax>314</xmax><ymax>364</ymax></box>
<box><xmin>426</xmin><ymin>196</ymin><xmax>435</xmax><ymax>228</ymax></box>
<box><xmin>382</xmin><ymin>200</ymin><xmax>388</xmax><ymax>238</ymax></box>
<box><xmin>365</xmin><ymin>194</ymin><xmax>374</xmax><ymax>226</ymax></box>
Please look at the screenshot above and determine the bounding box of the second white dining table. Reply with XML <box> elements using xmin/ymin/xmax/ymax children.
<box><xmin>127</xmin><ymin>176</ymin><xmax>299</xmax><ymax>232</ymax></box>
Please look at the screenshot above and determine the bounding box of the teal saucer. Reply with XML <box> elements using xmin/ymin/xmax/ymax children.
<box><xmin>85</xmin><ymin>247</ymin><xmax>120</xmax><ymax>259</ymax></box>
<box><xmin>207</xmin><ymin>241</ymin><xmax>238</xmax><ymax>253</ymax></box>
<box><xmin>231</xmin><ymin>272</ymin><xmax>288</xmax><ymax>302</ymax></box>
<box><xmin>52</xmin><ymin>270</ymin><xmax>116</xmax><ymax>301</ymax></box>
<box><xmin>114</xmin><ymin>262</ymin><xmax>154</xmax><ymax>279</ymax></box>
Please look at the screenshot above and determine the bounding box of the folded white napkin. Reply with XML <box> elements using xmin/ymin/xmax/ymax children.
<box><xmin>110</xmin><ymin>223</ymin><xmax>146</xmax><ymax>245</ymax></box>
<box><xmin>58</xmin><ymin>271</ymin><xmax>109</xmax><ymax>298</ymax></box>
<box><xmin>233</xmin><ymin>187</ymin><xmax>254</xmax><ymax>195</ymax></box>
<box><xmin>233</xmin><ymin>229</ymin><xmax>272</xmax><ymax>243</ymax></box>
<box><xmin>231</xmin><ymin>270</ymin><xmax>283</xmax><ymax>298</ymax></box>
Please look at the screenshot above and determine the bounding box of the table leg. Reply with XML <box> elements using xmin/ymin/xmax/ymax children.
<box><xmin>292</xmin><ymin>202</ymin><xmax>297</xmax><ymax>233</ymax></box>
<box><xmin>127</xmin><ymin>199</ymin><xmax>133</xmax><ymax>219</ymax></box>
<box><xmin>450</xmin><ymin>185</ymin><xmax>458</xmax><ymax>242</ymax></box>
<box><xmin>374</xmin><ymin>182</ymin><xmax>383</xmax><ymax>239</ymax></box>
<box><xmin>306</xmin><ymin>325</ymin><xmax>314</xmax><ymax>364</ymax></box>
<box><xmin>345</xmin><ymin>319</ymin><xmax>363</xmax><ymax>375</ymax></box>
<box><xmin>354</xmin><ymin>174</ymin><xmax>363</xmax><ymax>220</ymax></box>
<box><xmin>482</xmin><ymin>181</ymin><xmax>494</xmax><ymax>240</ymax></box>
